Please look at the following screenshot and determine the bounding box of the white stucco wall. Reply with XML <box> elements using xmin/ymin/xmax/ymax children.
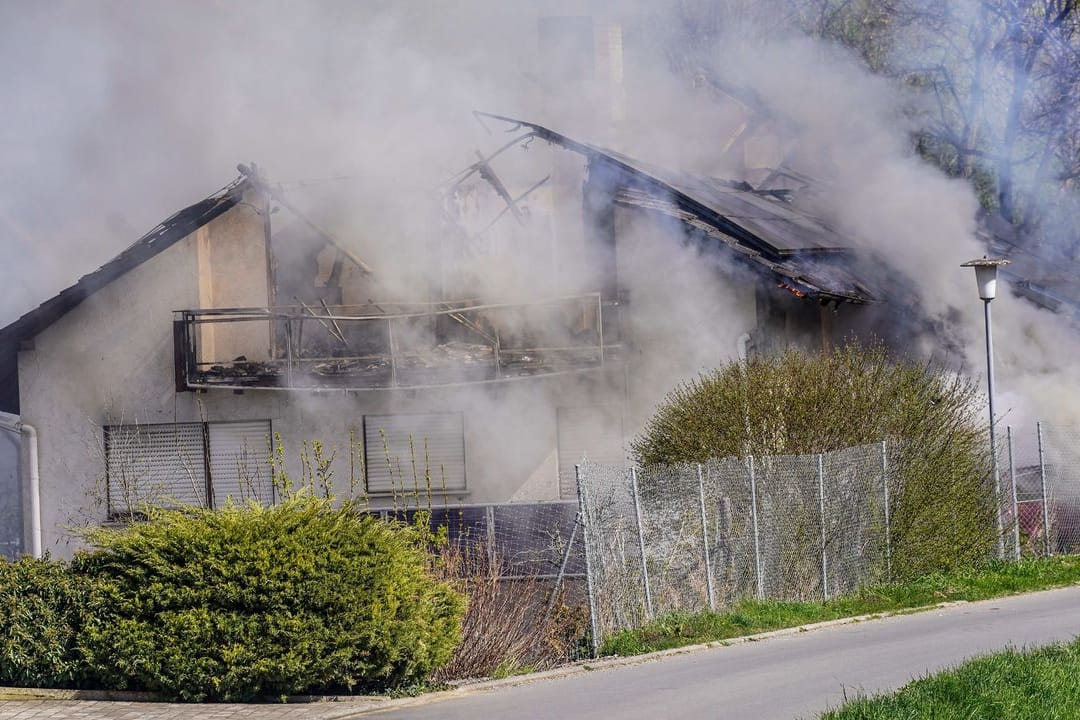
<box><xmin>16</xmin><ymin>200</ymin><xmax>278</xmax><ymax>556</ymax></box>
<box><xmin>16</xmin><ymin>198</ymin><xmax>632</xmax><ymax>557</ymax></box>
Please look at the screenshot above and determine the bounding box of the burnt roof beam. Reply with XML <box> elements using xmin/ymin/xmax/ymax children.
<box><xmin>474</xmin><ymin>150</ymin><xmax>525</xmax><ymax>226</ymax></box>
<box><xmin>478</xmin><ymin>113</ymin><xmax>784</xmax><ymax>263</ymax></box>
<box><xmin>237</xmin><ymin>163</ymin><xmax>375</xmax><ymax>277</ymax></box>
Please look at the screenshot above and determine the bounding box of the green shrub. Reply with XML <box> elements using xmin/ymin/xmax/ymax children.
<box><xmin>0</xmin><ymin>556</ymin><xmax>90</xmax><ymax>688</ymax></box>
<box><xmin>72</xmin><ymin>493</ymin><xmax>464</xmax><ymax>701</ymax></box>
<box><xmin>632</xmin><ymin>343</ymin><xmax>996</xmax><ymax>578</ymax></box>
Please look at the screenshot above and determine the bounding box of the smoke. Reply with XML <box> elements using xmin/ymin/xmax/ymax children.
<box><xmin>3</xmin><ymin>0</ymin><xmax>1079</xmax><ymax>488</ymax></box>
<box><xmin>699</xmin><ymin>29</ymin><xmax>988</xmax><ymax>348</ymax></box>
<box><xmin>630</xmin><ymin>10</ymin><xmax>1080</xmax><ymax>432</ymax></box>
<box><xmin>877</xmin><ymin>0</ymin><xmax>1080</xmax><ymax>430</ymax></box>
<box><xmin>0</xmin><ymin>0</ymin><xmax>526</xmax><ymax>322</ymax></box>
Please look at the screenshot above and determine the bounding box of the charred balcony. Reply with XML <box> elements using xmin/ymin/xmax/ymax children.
<box><xmin>175</xmin><ymin>294</ymin><xmax>620</xmax><ymax>391</ymax></box>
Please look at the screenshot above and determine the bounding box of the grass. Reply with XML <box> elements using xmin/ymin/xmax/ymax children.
<box><xmin>820</xmin><ymin>638</ymin><xmax>1080</xmax><ymax>719</ymax></box>
<box><xmin>599</xmin><ymin>555</ymin><xmax>1080</xmax><ymax>656</ymax></box>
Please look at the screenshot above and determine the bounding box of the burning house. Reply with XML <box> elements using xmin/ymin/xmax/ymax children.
<box><xmin>6</xmin><ymin>2</ymin><xmax>1080</xmax><ymax>571</ymax></box>
<box><xmin>0</xmin><ymin>105</ymin><xmax>898</xmax><ymax>559</ymax></box>
<box><xmin>13</xmin><ymin>1</ymin><xmax>1045</xmax><ymax>564</ymax></box>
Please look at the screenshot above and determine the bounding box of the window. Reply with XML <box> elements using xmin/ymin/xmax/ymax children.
<box><xmin>363</xmin><ymin>412</ymin><xmax>466</xmax><ymax>494</ymax></box>
<box><xmin>104</xmin><ymin>420</ymin><xmax>272</xmax><ymax>517</ymax></box>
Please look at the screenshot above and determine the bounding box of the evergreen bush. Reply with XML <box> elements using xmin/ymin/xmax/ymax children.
<box><xmin>73</xmin><ymin>493</ymin><xmax>464</xmax><ymax>701</ymax></box>
<box><xmin>632</xmin><ymin>344</ymin><xmax>997</xmax><ymax>578</ymax></box>
<box><xmin>0</xmin><ymin>556</ymin><xmax>90</xmax><ymax>688</ymax></box>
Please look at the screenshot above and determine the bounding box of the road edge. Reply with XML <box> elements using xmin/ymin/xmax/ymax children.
<box><xmin>4</xmin><ymin>584</ymin><xmax>1077</xmax><ymax>717</ymax></box>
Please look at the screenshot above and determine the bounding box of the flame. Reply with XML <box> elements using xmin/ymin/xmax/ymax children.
<box><xmin>778</xmin><ymin>282</ymin><xmax>807</xmax><ymax>299</ymax></box>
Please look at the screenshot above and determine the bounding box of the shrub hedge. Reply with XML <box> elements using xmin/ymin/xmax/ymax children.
<box><xmin>632</xmin><ymin>344</ymin><xmax>997</xmax><ymax>578</ymax></box>
<box><xmin>0</xmin><ymin>556</ymin><xmax>89</xmax><ymax>688</ymax></box>
<box><xmin>70</xmin><ymin>493</ymin><xmax>464</xmax><ymax>701</ymax></box>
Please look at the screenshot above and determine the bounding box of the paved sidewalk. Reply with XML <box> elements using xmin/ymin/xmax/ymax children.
<box><xmin>0</xmin><ymin>700</ymin><xmax>381</xmax><ymax>720</ymax></box>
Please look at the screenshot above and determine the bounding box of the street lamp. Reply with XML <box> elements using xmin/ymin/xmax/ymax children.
<box><xmin>961</xmin><ymin>256</ymin><xmax>1010</xmax><ymax>559</ymax></box>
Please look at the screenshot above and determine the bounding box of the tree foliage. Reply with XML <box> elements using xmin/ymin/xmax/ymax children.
<box><xmin>632</xmin><ymin>344</ymin><xmax>997</xmax><ymax>577</ymax></box>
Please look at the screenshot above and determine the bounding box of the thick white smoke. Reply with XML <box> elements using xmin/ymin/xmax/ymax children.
<box><xmin>2</xmin><ymin>0</ymin><xmax>1077</xmax><ymax>445</ymax></box>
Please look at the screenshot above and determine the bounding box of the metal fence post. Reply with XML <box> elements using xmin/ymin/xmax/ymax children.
<box><xmin>817</xmin><ymin>453</ymin><xmax>828</xmax><ymax>600</ymax></box>
<box><xmin>881</xmin><ymin>440</ymin><xmax>891</xmax><ymax>582</ymax></box>
<box><xmin>748</xmin><ymin>455</ymin><xmax>764</xmax><ymax>600</ymax></box>
<box><xmin>630</xmin><ymin>466</ymin><xmax>654</xmax><ymax>619</ymax></box>
<box><xmin>575</xmin><ymin>463</ymin><xmax>601</xmax><ymax>658</ymax></box>
<box><xmin>697</xmin><ymin>464</ymin><xmax>716</xmax><ymax>611</ymax></box>
<box><xmin>485</xmin><ymin>504</ymin><xmax>497</xmax><ymax>566</ymax></box>
<box><xmin>1037</xmin><ymin>422</ymin><xmax>1052</xmax><ymax>556</ymax></box>
<box><xmin>1008</xmin><ymin>425</ymin><xmax>1020</xmax><ymax>561</ymax></box>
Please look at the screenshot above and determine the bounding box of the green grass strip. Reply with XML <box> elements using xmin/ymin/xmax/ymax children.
<box><xmin>599</xmin><ymin>556</ymin><xmax>1080</xmax><ymax>657</ymax></box>
<box><xmin>820</xmin><ymin>637</ymin><xmax>1080</xmax><ymax>719</ymax></box>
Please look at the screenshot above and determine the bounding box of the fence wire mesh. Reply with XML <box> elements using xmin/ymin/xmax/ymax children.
<box><xmin>578</xmin><ymin>443</ymin><xmax>894</xmax><ymax>645</ymax></box>
<box><xmin>1004</xmin><ymin>423</ymin><xmax>1080</xmax><ymax>557</ymax></box>
<box><xmin>375</xmin><ymin>501</ymin><xmax>584</xmax><ymax>580</ymax></box>
<box><xmin>360</xmin><ymin>422</ymin><xmax>1079</xmax><ymax>655</ymax></box>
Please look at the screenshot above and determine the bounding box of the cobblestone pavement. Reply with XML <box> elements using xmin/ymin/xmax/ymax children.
<box><xmin>0</xmin><ymin>700</ymin><xmax>387</xmax><ymax>720</ymax></box>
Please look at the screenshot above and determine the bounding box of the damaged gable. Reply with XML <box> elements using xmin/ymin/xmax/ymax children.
<box><xmin>0</xmin><ymin>177</ymin><xmax>249</xmax><ymax>414</ymax></box>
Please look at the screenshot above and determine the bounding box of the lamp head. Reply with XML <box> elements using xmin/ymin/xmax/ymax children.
<box><xmin>961</xmin><ymin>257</ymin><xmax>1010</xmax><ymax>300</ymax></box>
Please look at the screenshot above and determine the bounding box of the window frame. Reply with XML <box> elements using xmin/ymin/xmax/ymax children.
<box><xmin>103</xmin><ymin>419</ymin><xmax>273</xmax><ymax>518</ymax></box>
<box><xmin>362</xmin><ymin>411</ymin><xmax>467</xmax><ymax>496</ymax></box>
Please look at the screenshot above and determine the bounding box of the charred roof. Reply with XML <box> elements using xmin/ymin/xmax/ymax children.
<box><xmin>476</xmin><ymin>113</ymin><xmax>876</xmax><ymax>305</ymax></box>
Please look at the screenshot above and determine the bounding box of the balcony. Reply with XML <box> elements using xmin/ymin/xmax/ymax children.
<box><xmin>175</xmin><ymin>294</ymin><xmax>620</xmax><ymax>391</ymax></box>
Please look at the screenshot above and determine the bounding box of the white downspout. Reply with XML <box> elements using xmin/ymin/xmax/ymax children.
<box><xmin>0</xmin><ymin>412</ymin><xmax>41</xmax><ymax>558</ymax></box>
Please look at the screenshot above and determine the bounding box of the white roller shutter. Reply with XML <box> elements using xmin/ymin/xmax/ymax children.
<box><xmin>208</xmin><ymin>421</ymin><xmax>274</xmax><ymax>507</ymax></box>
<box><xmin>557</xmin><ymin>406</ymin><xmax>625</xmax><ymax>498</ymax></box>
<box><xmin>106</xmin><ymin>423</ymin><xmax>207</xmax><ymax>510</ymax></box>
<box><xmin>364</xmin><ymin>413</ymin><xmax>466</xmax><ymax>494</ymax></box>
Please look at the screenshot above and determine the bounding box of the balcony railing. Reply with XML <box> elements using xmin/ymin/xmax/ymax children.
<box><xmin>175</xmin><ymin>294</ymin><xmax>620</xmax><ymax>391</ymax></box>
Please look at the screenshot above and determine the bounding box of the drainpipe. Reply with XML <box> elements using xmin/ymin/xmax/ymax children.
<box><xmin>0</xmin><ymin>412</ymin><xmax>41</xmax><ymax>558</ymax></box>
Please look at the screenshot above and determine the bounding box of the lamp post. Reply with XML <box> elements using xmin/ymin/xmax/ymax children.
<box><xmin>961</xmin><ymin>257</ymin><xmax>1010</xmax><ymax>559</ymax></box>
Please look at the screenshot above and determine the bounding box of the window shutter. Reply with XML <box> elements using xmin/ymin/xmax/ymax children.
<box><xmin>557</xmin><ymin>406</ymin><xmax>625</xmax><ymax>498</ymax></box>
<box><xmin>208</xmin><ymin>421</ymin><xmax>274</xmax><ymax>507</ymax></box>
<box><xmin>364</xmin><ymin>413</ymin><xmax>466</xmax><ymax>494</ymax></box>
<box><xmin>106</xmin><ymin>423</ymin><xmax>207</xmax><ymax>510</ymax></box>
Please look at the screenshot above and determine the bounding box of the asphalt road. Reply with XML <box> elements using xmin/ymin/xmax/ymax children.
<box><xmin>364</xmin><ymin>586</ymin><xmax>1080</xmax><ymax>720</ymax></box>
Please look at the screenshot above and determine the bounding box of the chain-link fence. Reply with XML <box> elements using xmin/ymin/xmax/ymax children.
<box><xmin>358</xmin><ymin>423</ymin><xmax>1080</xmax><ymax>656</ymax></box>
<box><xmin>576</xmin><ymin>442</ymin><xmax>894</xmax><ymax>650</ymax></box>
<box><xmin>571</xmin><ymin>425</ymin><xmax>1080</xmax><ymax>651</ymax></box>
<box><xmin>371</xmin><ymin>501</ymin><xmax>585</xmax><ymax>581</ymax></box>
<box><xmin>1002</xmin><ymin>422</ymin><xmax>1080</xmax><ymax>558</ymax></box>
